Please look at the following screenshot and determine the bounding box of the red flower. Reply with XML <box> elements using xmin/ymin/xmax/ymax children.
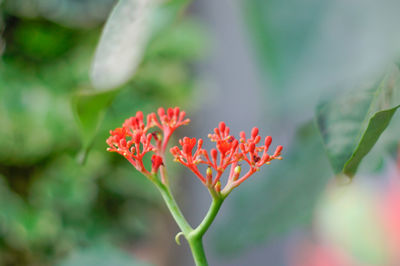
<box><xmin>107</xmin><ymin>109</ymin><xmax>282</xmax><ymax>194</ymax></box>
<box><xmin>150</xmin><ymin>107</ymin><xmax>190</xmax><ymax>153</ymax></box>
<box><xmin>170</xmin><ymin>122</ymin><xmax>283</xmax><ymax>195</ymax></box>
<box><xmin>106</xmin><ymin>107</ymin><xmax>189</xmax><ymax>178</ymax></box>
<box><xmin>106</xmin><ymin>126</ymin><xmax>155</xmax><ymax>175</ymax></box>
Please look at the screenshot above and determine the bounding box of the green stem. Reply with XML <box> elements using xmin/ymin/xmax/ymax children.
<box><xmin>187</xmin><ymin>197</ymin><xmax>224</xmax><ymax>266</ymax></box>
<box><xmin>157</xmin><ymin>184</ymin><xmax>192</xmax><ymax>235</ymax></box>
<box><xmin>191</xmin><ymin>198</ymin><xmax>223</xmax><ymax>237</ymax></box>
<box><xmin>155</xmin><ymin>176</ymin><xmax>224</xmax><ymax>266</ymax></box>
<box><xmin>187</xmin><ymin>236</ymin><xmax>208</xmax><ymax>266</ymax></box>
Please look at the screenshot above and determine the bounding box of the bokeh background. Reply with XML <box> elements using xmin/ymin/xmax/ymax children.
<box><xmin>1</xmin><ymin>0</ymin><xmax>400</xmax><ymax>265</ymax></box>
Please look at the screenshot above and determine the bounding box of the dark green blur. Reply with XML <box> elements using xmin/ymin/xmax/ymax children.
<box><xmin>0</xmin><ymin>1</ymin><xmax>204</xmax><ymax>265</ymax></box>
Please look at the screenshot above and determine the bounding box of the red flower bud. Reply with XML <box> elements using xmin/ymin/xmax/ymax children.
<box><xmin>174</xmin><ymin>107</ymin><xmax>180</xmax><ymax>117</ymax></box>
<box><xmin>251</xmin><ymin>127</ymin><xmax>259</xmax><ymax>138</ymax></box>
<box><xmin>151</xmin><ymin>155</ymin><xmax>164</xmax><ymax>173</ymax></box>
<box><xmin>219</xmin><ymin>121</ymin><xmax>226</xmax><ymax>133</ymax></box>
<box><xmin>265</xmin><ymin>136</ymin><xmax>272</xmax><ymax>147</ymax></box>
<box><xmin>274</xmin><ymin>145</ymin><xmax>283</xmax><ymax>157</ymax></box>
<box><xmin>136</xmin><ymin>111</ymin><xmax>144</xmax><ymax>121</ymax></box>
<box><xmin>167</xmin><ymin>107</ymin><xmax>174</xmax><ymax>118</ymax></box>
<box><xmin>240</xmin><ymin>131</ymin><xmax>246</xmax><ymax>141</ymax></box>
<box><xmin>158</xmin><ymin>107</ymin><xmax>165</xmax><ymax>117</ymax></box>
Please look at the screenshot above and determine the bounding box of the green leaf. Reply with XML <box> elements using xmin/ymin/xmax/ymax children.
<box><xmin>90</xmin><ymin>0</ymin><xmax>158</xmax><ymax>90</ymax></box>
<box><xmin>58</xmin><ymin>243</ymin><xmax>152</xmax><ymax>266</ymax></box>
<box><xmin>243</xmin><ymin>0</ymin><xmax>327</xmax><ymax>88</ymax></box>
<box><xmin>213</xmin><ymin>122</ymin><xmax>332</xmax><ymax>255</ymax></box>
<box><xmin>71</xmin><ymin>89</ymin><xmax>119</xmax><ymax>163</ymax></box>
<box><xmin>316</xmin><ymin>66</ymin><xmax>400</xmax><ymax>177</ymax></box>
<box><xmin>242</xmin><ymin>0</ymin><xmax>400</xmax><ymax>116</ymax></box>
<box><xmin>90</xmin><ymin>0</ymin><xmax>191</xmax><ymax>90</ymax></box>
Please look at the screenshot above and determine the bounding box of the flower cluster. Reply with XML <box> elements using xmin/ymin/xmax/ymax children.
<box><xmin>107</xmin><ymin>108</ymin><xmax>282</xmax><ymax>195</ymax></box>
<box><xmin>106</xmin><ymin>107</ymin><xmax>189</xmax><ymax>178</ymax></box>
<box><xmin>170</xmin><ymin>121</ymin><xmax>283</xmax><ymax>195</ymax></box>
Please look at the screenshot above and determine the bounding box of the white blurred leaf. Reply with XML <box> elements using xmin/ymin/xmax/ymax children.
<box><xmin>91</xmin><ymin>0</ymin><xmax>157</xmax><ymax>90</ymax></box>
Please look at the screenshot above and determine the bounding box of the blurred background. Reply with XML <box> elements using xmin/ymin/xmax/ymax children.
<box><xmin>1</xmin><ymin>0</ymin><xmax>400</xmax><ymax>265</ymax></box>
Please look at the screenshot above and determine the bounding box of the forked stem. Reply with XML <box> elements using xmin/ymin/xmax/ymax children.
<box><xmin>154</xmin><ymin>174</ymin><xmax>224</xmax><ymax>266</ymax></box>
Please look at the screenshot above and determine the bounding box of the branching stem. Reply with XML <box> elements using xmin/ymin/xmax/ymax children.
<box><xmin>154</xmin><ymin>173</ymin><xmax>224</xmax><ymax>266</ymax></box>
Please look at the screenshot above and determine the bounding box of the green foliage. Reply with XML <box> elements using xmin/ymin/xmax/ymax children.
<box><xmin>243</xmin><ymin>0</ymin><xmax>326</xmax><ymax>88</ymax></box>
<box><xmin>226</xmin><ymin>0</ymin><xmax>400</xmax><ymax>256</ymax></box>
<box><xmin>3</xmin><ymin>0</ymin><xmax>115</xmax><ymax>28</ymax></box>
<box><xmin>243</xmin><ymin>0</ymin><xmax>400</xmax><ymax>117</ymax></box>
<box><xmin>316</xmin><ymin>66</ymin><xmax>400</xmax><ymax>177</ymax></box>
<box><xmin>58</xmin><ymin>243</ymin><xmax>152</xmax><ymax>266</ymax></box>
<box><xmin>10</xmin><ymin>20</ymin><xmax>76</xmax><ymax>61</ymax></box>
<box><xmin>72</xmin><ymin>89</ymin><xmax>119</xmax><ymax>163</ymax></box>
<box><xmin>0</xmin><ymin>1</ymin><xmax>203</xmax><ymax>264</ymax></box>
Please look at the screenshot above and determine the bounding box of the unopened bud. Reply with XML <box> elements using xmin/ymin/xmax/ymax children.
<box><xmin>206</xmin><ymin>167</ymin><xmax>213</xmax><ymax>185</ymax></box>
<box><xmin>273</xmin><ymin>145</ymin><xmax>283</xmax><ymax>157</ymax></box>
<box><xmin>234</xmin><ymin>165</ymin><xmax>241</xmax><ymax>174</ymax></box>
<box><xmin>219</xmin><ymin>121</ymin><xmax>226</xmax><ymax>133</ymax></box>
<box><xmin>264</xmin><ymin>136</ymin><xmax>272</xmax><ymax>147</ymax></box>
<box><xmin>215</xmin><ymin>181</ymin><xmax>221</xmax><ymax>192</ymax></box>
<box><xmin>151</xmin><ymin>155</ymin><xmax>164</xmax><ymax>173</ymax></box>
<box><xmin>233</xmin><ymin>165</ymin><xmax>241</xmax><ymax>181</ymax></box>
<box><xmin>206</xmin><ymin>167</ymin><xmax>213</xmax><ymax>176</ymax></box>
<box><xmin>251</xmin><ymin>127</ymin><xmax>259</xmax><ymax>138</ymax></box>
<box><xmin>240</xmin><ymin>131</ymin><xmax>246</xmax><ymax>140</ymax></box>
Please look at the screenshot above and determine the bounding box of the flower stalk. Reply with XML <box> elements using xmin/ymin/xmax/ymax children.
<box><xmin>106</xmin><ymin>107</ymin><xmax>283</xmax><ymax>266</ymax></box>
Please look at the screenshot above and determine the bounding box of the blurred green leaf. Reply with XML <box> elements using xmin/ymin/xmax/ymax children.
<box><xmin>243</xmin><ymin>0</ymin><xmax>326</xmax><ymax>87</ymax></box>
<box><xmin>58</xmin><ymin>243</ymin><xmax>152</xmax><ymax>266</ymax></box>
<box><xmin>90</xmin><ymin>0</ymin><xmax>192</xmax><ymax>90</ymax></box>
<box><xmin>10</xmin><ymin>20</ymin><xmax>76</xmax><ymax>61</ymax></box>
<box><xmin>90</xmin><ymin>0</ymin><xmax>158</xmax><ymax>90</ymax></box>
<box><xmin>145</xmin><ymin>19</ymin><xmax>207</xmax><ymax>60</ymax></box>
<box><xmin>243</xmin><ymin>0</ymin><xmax>400</xmax><ymax>117</ymax></box>
<box><xmin>213</xmin><ymin>122</ymin><xmax>332</xmax><ymax>255</ymax></box>
<box><xmin>316</xmin><ymin>66</ymin><xmax>400</xmax><ymax>177</ymax></box>
<box><xmin>3</xmin><ymin>0</ymin><xmax>114</xmax><ymax>28</ymax></box>
<box><xmin>0</xmin><ymin>5</ymin><xmax>201</xmax><ymax>264</ymax></box>
<box><xmin>71</xmin><ymin>89</ymin><xmax>119</xmax><ymax>163</ymax></box>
